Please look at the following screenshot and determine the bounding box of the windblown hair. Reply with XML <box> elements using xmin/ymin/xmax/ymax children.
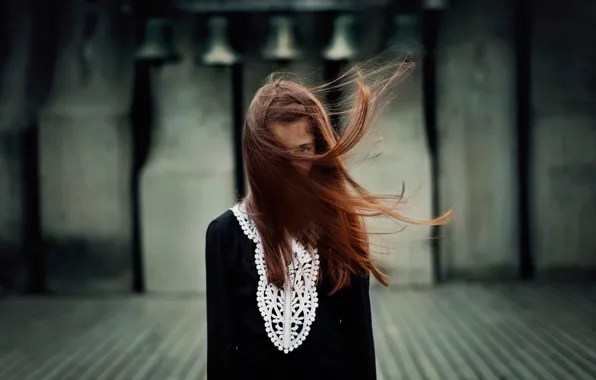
<box><xmin>242</xmin><ymin>64</ymin><xmax>451</xmax><ymax>294</ymax></box>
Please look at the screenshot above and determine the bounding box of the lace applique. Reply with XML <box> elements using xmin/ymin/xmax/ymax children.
<box><xmin>231</xmin><ymin>204</ymin><xmax>320</xmax><ymax>354</ymax></box>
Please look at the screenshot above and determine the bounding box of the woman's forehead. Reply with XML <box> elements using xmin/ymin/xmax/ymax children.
<box><xmin>270</xmin><ymin>119</ymin><xmax>314</xmax><ymax>146</ymax></box>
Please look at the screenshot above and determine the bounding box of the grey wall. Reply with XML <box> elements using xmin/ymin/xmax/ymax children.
<box><xmin>530</xmin><ymin>0</ymin><xmax>596</xmax><ymax>277</ymax></box>
<box><xmin>38</xmin><ymin>0</ymin><xmax>135</xmax><ymax>293</ymax></box>
<box><xmin>436</xmin><ymin>0</ymin><xmax>596</xmax><ymax>280</ymax></box>
<box><xmin>140</xmin><ymin>19</ymin><xmax>236</xmax><ymax>294</ymax></box>
<box><xmin>436</xmin><ymin>0</ymin><xmax>520</xmax><ymax>279</ymax></box>
<box><xmin>349</xmin><ymin>14</ymin><xmax>435</xmax><ymax>287</ymax></box>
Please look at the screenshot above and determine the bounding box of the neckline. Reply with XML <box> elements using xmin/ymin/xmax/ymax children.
<box><xmin>230</xmin><ymin>203</ymin><xmax>320</xmax><ymax>354</ymax></box>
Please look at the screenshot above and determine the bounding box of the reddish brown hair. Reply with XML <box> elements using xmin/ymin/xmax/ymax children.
<box><xmin>242</xmin><ymin>64</ymin><xmax>451</xmax><ymax>293</ymax></box>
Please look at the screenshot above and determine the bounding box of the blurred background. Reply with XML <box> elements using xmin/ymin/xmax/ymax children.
<box><xmin>0</xmin><ymin>0</ymin><xmax>595</xmax><ymax>379</ymax></box>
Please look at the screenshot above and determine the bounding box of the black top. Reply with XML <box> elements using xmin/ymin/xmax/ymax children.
<box><xmin>205</xmin><ymin>209</ymin><xmax>377</xmax><ymax>380</ymax></box>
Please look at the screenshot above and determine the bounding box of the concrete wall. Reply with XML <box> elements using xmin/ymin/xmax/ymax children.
<box><xmin>140</xmin><ymin>20</ymin><xmax>236</xmax><ymax>294</ymax></box>
<box><xmin>38</xmin><ymin>0</ymin><xmax>135</xmax><ymax>293</ymax></box>
<box><xmin>530</xmin><ymin>0</ymin><xmax>596</xmax><ymax>277</ymax></box>
<box><xmin>0</xmin><ymin>0</ymin><xmax>31</xmax><ymax>293</ymax></box>
<box><xmin>349</xmin><ymin>14</ymin><xmax>435</xmax><ymax>287</ymax></box>
<box><xmin>436</xmin><ymin>0</ymin><xmax>520</xmax><ymax>279</ymax></box>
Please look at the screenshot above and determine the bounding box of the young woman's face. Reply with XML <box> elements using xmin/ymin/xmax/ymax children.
<box><xmin>270</xmin><ymin>118</ymin><xmax>315</xmax><ymax>174</ymax></box>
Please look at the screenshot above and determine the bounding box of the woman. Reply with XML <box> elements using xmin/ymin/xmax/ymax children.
<box><xmin>205</xmin><ymin>68</ymin><xmax>450</xmax><ymax>380</ymax></box>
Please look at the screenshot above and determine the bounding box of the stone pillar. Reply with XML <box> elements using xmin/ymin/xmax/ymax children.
<box><xmin>140</xmin><ymin>20</ymin><xmax>235</xmax><ymax>294</ymax></box>
<box><xmin>0</xmin><ymin>0</ymin><xmax>31</xmax><ymax>294</ymax></box>
<box><xmin>38</xmin><ymin>0</ymin><xmax>135</xmax><ymax>293</ymax></box>
<box><xmin>349</xmin><ymin>14</ymin><xmax>434</xmax><ymax>287</ymax></box>
<box><xmin>530</xmin><ymin>1</ymin><xmax>596</xmax><ymax>276</ymax></box>
<box><xmin>436</xmin><ymin>0</ymin><xmax>519</xmax><ymax>278</ymax></box>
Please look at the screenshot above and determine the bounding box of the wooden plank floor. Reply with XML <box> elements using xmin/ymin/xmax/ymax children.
<box><xmin>0</xmin><ymin>283</ymin><xmax>595</xmax><ymax>380</ymax></box>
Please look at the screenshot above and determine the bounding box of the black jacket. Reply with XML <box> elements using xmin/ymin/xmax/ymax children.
<box><xmin>205</xmin><ymin>209</ymin><xmax>377</xmax><ymax>380</ymax></box>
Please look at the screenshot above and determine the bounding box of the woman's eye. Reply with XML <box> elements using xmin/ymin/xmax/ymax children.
<box><xmin>300</xmin><ymin>146</ymin><xmax>313</xmax><ymax>153</ymax></box>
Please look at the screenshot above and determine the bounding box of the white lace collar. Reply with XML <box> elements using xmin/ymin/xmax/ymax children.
<box><xmin>231</xmin><ymin>204</ymin><xmax>320</xmax><ymax>354</ymax></box>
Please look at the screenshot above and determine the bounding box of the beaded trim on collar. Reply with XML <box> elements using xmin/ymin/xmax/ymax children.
<box><xmin>231</xmin><ymin>204</ymin><xmax>320</xmax><ymax>354</ymax></box>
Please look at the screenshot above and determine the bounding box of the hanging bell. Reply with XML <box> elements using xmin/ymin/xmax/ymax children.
<box><xmin>201</xmin><ymin>17</ymin><xmax>240</xmax><ymax>66</ymax></box>
<box><xmin>262</xmin><ymin>16</ymin><xmax>301</xmax><ymax>61</ymax></box>
<box><xmin>323</xmin><ymin>14</ymin><xmax>357</xmax><ymax>61</ymax></box>
<box><xmin>136</xmin><ymin>18</ymin><xmax>180</xmax><ymax>63</ymax></box>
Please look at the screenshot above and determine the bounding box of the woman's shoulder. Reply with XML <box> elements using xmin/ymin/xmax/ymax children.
<box><xmin>206</xmin><ymin>206</ymin><xmax>252</xmax><ymax>263</ymax></box>
<box><xmin>208</xmin><ymin>207</ymin><xmax>239</xmax><ymax>234</ymax></box>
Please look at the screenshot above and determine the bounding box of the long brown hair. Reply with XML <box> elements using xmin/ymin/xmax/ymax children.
<box><xmin>242</xmin><ymin>63</ymin><xmax>451</xmax><ymax>294</ymax></box>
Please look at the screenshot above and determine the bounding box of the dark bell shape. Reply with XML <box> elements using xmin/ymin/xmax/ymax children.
<box><xmin>262</xmin><ymin>16</ymin><xmax>301</xmax><ymax>61</ymax></box>
<box><xmin>136</xmin><ymin>18</ymin><xmax>180</xmax><ymax>63</ymax></box>
<box><xmin>323</xmin><ymin>14</ymin><xmax>357</xmax><ymax>61</ymax></box>
<box><xmin>201</xmin><ymin>17</ymin><xmax>240</xmax><ymax>66</ymax></box>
